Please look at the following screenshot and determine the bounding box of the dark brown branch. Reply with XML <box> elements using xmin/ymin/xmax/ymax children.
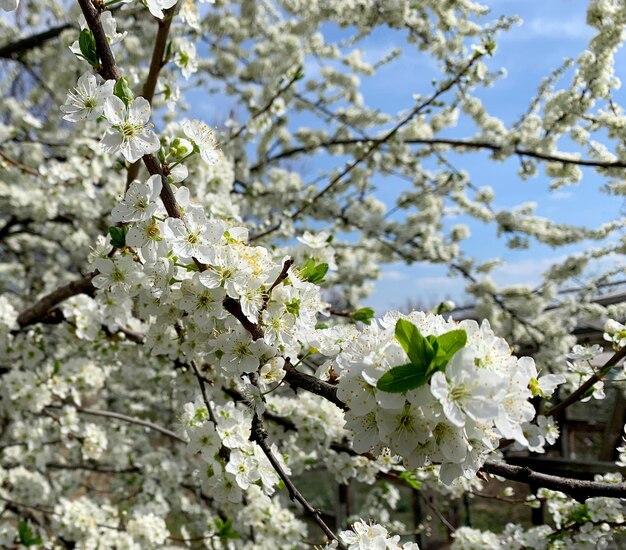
<box><xmin>77</xmin><ymin>0</ymin><xmax>120</xmax><ymax>81</ymax></box>
<box><xmin>223</xmin><ymin>297</ymin><xmax>264</xmax><ymax>340</ymax></box>
<box><xmin>76</xmin><ymin>0</ymin><xmax>180</xmax><ymax>219</ymax></box>
<box><xmin>17</xmin><ymin>272</ymin><xmax>96</xmax><ymax>328</ymax></box>
<box><xmin>0</xmin><ymin>24</ymin><xmax>72</xmax><ymax>60</ymax></box>
<box><xmin>250</xmin><ymin>413</ymin><xmax>344</xmax><ymax>547</ymax></box>
<box><xmin>482</xmin><ymin>459</ymin><xmax>626</xmax><ymax>501</ymax></box>
<box><xmin>253</xmin><ymin>137</ymin><xmax>626</xmax><ymax>174</ymax></box>
<box><xmin>283</xmin><ymin>361</ymin><xmax>345</xmax><ymax>410</ymax></box>
<box><xmin>260</xmin><ymin>257</ymin><xmax>293</xmax><ymax>313</ymax></box>
<box><xmin>0</xmin><ymin>149</ymin><xmax>39</xmax><ymax>175</ymax></box>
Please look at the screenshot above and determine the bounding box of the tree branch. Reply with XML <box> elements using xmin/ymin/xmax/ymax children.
<box><xmin>17</xmin><ymin>272</ymin><xmax>97</xmax><ymax>328</ymax></box>
<box><xmin>0</xmin><ymin>24</ymin><xmax>72</xmax><ymax>60</ymax></box>
<box><xmin>252</xmin><ymin>136</ymin><xmax>626</xmax><ymax>174</ymax></box>
<box><xmin>482</xmin><ymin>459</ymin><xmax>626</xmax><ymax>501</ymax></box>
<box><xmin>283</xmin><ymin>361</ymin><xmax>345</xmax><ymax>410</ymax></box>
<box><xmin>250</xmin><ymin>412</ymin><xmax>344</xmax><ymax>547</ymax></box>
<box><xmin>125</xmin><ymin>5</ymin><xmax>178</xmax><ymax>186</ymax></box>
<box><xmin>47</xmin><ymin>405</ymin><xmax>186</xmax><ymax>443</ymax></box>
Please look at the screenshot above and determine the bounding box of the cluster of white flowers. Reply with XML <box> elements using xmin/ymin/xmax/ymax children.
<box><xmin>604</xmin><ymin>319</ymin><xmax>626</xmax><ymax>349</ymax></box>
<box><xmin>321</xmin><ymin>520</ymin><xmax>419</xmax><ymax>550</ymax></box>
<box><xmin>181</xmin><ymin>399</ymin><xmax>288</xmax><ymax>500</ymax></box>
<box><xmin>320</xmin><ymin>312</ymin><xmax>565</xmax><ymax>485</ymax></box>
<box><xmin>452</xmin><ymin>482</ymin><xmax>626</xmax><ymax>549</ymax></box>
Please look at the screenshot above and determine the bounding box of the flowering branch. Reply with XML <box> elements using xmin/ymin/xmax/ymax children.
<box><xmin>253</xmin><ymin>136</ymin><xmax>626</xmax><ymax>174</ymax></box>
<box><xmin>547</xmin><ymin>346</ymin><xmax>626</xmax><ymax>418</ymax></box>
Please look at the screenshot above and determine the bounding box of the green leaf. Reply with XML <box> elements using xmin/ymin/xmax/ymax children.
<box><xmin>78</xmin><ymin>29</ymin><xmax>98</xmax><ymax>66</ymax></box>
<box><xmin>18</xmin><ymin>521</ymin><xmax>42</xmax><ymax>546</ymax></box>
<box><xmin>164</xmin><ymin>40</ymin><xmax>174</xmax><ymax>63</ymax></box>
<box><xmin>114</xmin><ymin>77</ymin><xmax>134</xmax><ymax>106</ymax></box>
<box><xmin>108</xmin><ymin>225</ymin><xmax>128</xmax><ymax>249</ymax></box>
<box><xmin>399</xmin><ymin>470</ymin><xmax>422</xmax><ymax>490</ymax></box>
<box><xmin>394</xmin><ymin>319</ymin><xmax>434</xmax><ymax>367</ymax></box>
<box><xmin>315</xmin><ymin>322</ymin><xmax>329</xmax><ymax>330</ymax></box>
<box><xmin>214</xmin><ymin>517</ymin><xmax>239</xmax><ymax>541</ymax></box>
<box><xmin>298</xmin><ymin>259</ymin><xmax>329</xmax><ymax>284</ymax></box>
<box><xmin>353</xmin><ymin>307</ymin><xmax>375</xmax><ymax>325</ymax></box>
<box><xmin>436</xmin><ymin>329</ymin><xmax>467</xmax><ymax>359</ymax></box>
<box><xmin>431</xmin><ymin>329</ymin><xmax>467</xmax><ymax>371</ymax></box>
<box><xmin>376</xmin><ymin>362</ymin><xmax>429</xmax><ymax>393</ymax></box>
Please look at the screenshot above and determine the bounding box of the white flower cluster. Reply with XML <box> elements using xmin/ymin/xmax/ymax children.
<box><xmin>61</xmin><ymin>72</ymin><xmax>159</xmax><ymax>163</ymax></box>
<box><xmin>452</xmin><ymin>482</ymin><xmax>626</xmax><ymax>549</ymax></box>
<box><xmin>321</xmin><ymin>520</ymin><xmax>419</xmax><ymax>550</ymax></box>
<box><xmin>604</xmin><ymin>319</ymin><xmax>626</xmax><ymax>349</ymax></box>
<box><xmin>181</xmin><ymin>399</ymin><xmax>287</xmax><ymax>500</ymax></box>
<box><xmin>322</xmin><ymin>311</ymin><xmax>564</xmax><ymax>484</ymax></box>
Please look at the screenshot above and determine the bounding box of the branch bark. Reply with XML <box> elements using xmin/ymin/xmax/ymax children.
<box><xmin>482</xmin><ymin>459</ymin><xmax>626</xmax><ymax>501</ymax></box>
<box><xmin>0</xmin><ymin>24</ymin><xmax>72</xmax><ymax>60</ymax></box>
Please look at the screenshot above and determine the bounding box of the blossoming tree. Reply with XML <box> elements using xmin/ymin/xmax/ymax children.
<box><xmin>1</xmin><ymin>0</ymin><xmax>626</xmax><ymax>548</ymax></box>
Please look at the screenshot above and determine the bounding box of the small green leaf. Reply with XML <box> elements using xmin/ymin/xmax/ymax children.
<box><xmin>315</xmin><ymin>322</ymin><xmax>329</xmax><ymax>330</ymax></box>
<box><xmin>394</xmin><ymin>319</ymin><xmax>434</xmax><ymax>366</ymax></box>
<box><xmin>399</xmin><ymin>470</ymin><xmax>422</xmax><ymax>490</ymax></box>
<box><xmin>214</xmin><ymin>517</ymin><xmax>239</xmax><ymax>541</ymax></box>
<box><xmin>164</xmin><ymin>40</ymin><xmax>174</xmax><ymax>63</ymax></box>
<box><xmin>114</xmin><ymin>77</ymin><xmax>134</xmax><ymax>106</ymax></box>
<box><xmin>78</xmin><ymin>29</ymin><xmax>98</xmax><ymax>66</ymax></box>
<box><xmin>376</xmin><ymin>363</ymin><xmax>429</xmax><ymax>393</ymax></box>
<box><xmin>436</xmin><ymin>329</ymin><xmax>467</xmax><ymax>358</ymax></box>
<box><xmin>298</xmin><ymin>259</ymin><xmax>329</xmax><ymax>284</ymax></box>
<box><xmin>108</xmin><ymin>225</ymin><xmax>128</xmax><ymax>249</ymax></box>
<box><xmin>431</xmin><ymin>329</ymin><xmax>467</xmax><ymax>371</ymax></box>
<box><xmin>353</xmin><ymin>307</ymin><xmax>375</xmax><ymax>325</ymax></box>
<box><xmin>18</xmin><ymin>521</ymin><xmax>42</xmax><ymax>546</ymax></box>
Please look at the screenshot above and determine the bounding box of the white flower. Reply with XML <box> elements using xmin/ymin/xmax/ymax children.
<box><xmin>178</xmin><ymin>274</ymin><xmax>226</xmax><ymax>328</ymax></box>
<box><xmin>567</xmin><ymin>343</ymin><xmax>603</xmax><ymax>361</ymax></box>
<box><xmin>92</xmin><ymin>256</ymin><xmax>143</xmax><ymax>295</ymax></box>
<box><xmin>111</xmin><ymin>174</ymin><xmax>163</xmax><ymax>223</ymax></box>
<box><xmin>296</xmin><ymin>230</ymin><xmax>330</xmax><ymax>249</ymax></box>
<box><xmin>127</xmin><ymin>513</ymin><xmax>169</xmax><ymax>548</ymax></box>
<box><xmin>604</xmin><ymin>319</ymin><xmax>626</xmax><ymax>349</ymax></box>
<box><xmin>174</xmin><ymin>39</ymin><xmax>198</xmax><ymax>79</ymax></box>
<box><xmin>146</xmin><ymin>0</ymin><xmax>177</xmax><ymax>19</ymax></box>
<box><xmin>61</xmin><ymin>73</ymin><xmax>114</xmax><ymax>122</ymax></box>
<box><xmin>101</xmin><ymin>96</ymin><xmax>160</xmax><ymax>163</ymax></box>
<box><xmin>180</xmin><ymin>0</ymin><xmax>200</xmax><ymax>29</ymax></box>
<box><xmin>430</xmin><ymin>347</ymin><xmax>506</xmax><ymax>427</ymax></box>
<box><xmin>182</xmin><ymin>119</ymin><xmax>221</xmax><ymax>165</ymax></box>
<box><xmin>225</xmin><ymin>449</ymin><xmax>260</xmax><ymax>490</ymax></box>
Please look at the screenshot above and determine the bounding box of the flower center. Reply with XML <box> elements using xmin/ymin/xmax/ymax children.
<box><xmin>121</xmin><ymin>122</ymin><xmax>138</xmax><ymax>139</ymax></box>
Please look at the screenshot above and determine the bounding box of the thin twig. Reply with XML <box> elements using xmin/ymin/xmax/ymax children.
<box><xmin>547</xmin><ymin>346</ymin><xmax>626</xmax><ymax>418</ymax></box>
<box><xmin>46</xmin><ymin>405</ymin><xmax>186</xmax><ymax>443</ymax></box>
<box><xmin>0</xmin><ymin>149</ymin><xmax>39</xmax><ymax>175</ymax></box>
<box><xmin>250</xmin><ymin>413</ymin><xmax>345</xmax><ymax>548</ymax></box>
